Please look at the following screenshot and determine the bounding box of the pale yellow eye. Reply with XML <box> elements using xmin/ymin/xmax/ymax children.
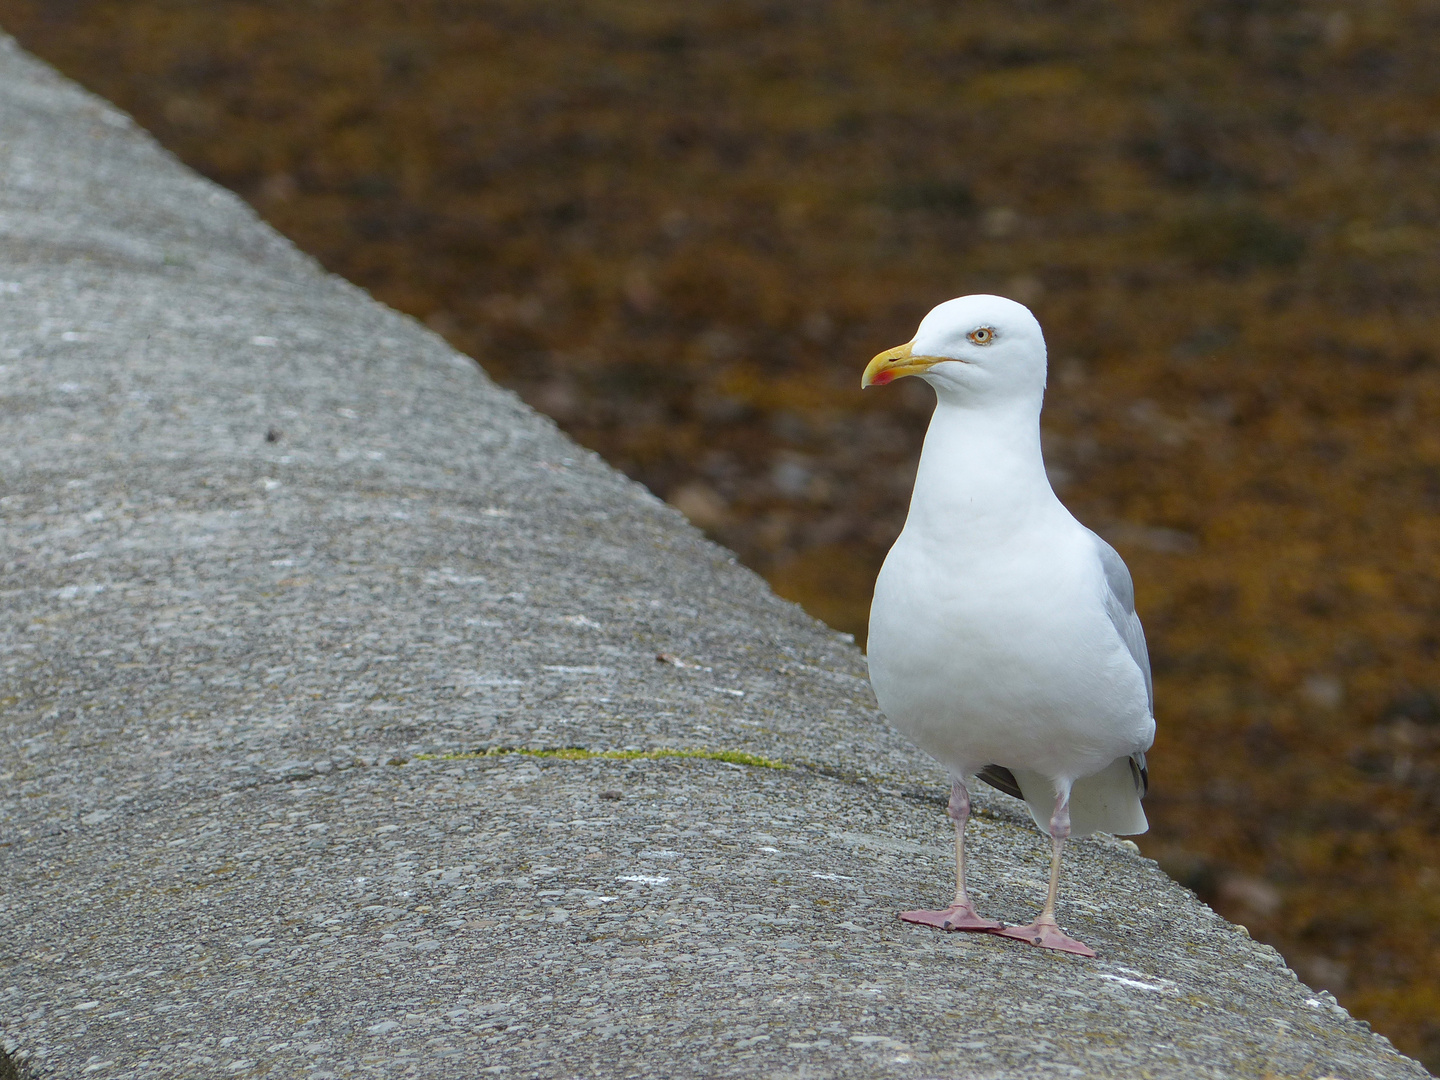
<box><xmin>968</xmin><ymin>326</ymin><xmax>995</xmax><ymax>345</ymax></box>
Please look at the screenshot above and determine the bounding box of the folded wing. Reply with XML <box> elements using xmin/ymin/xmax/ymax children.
<box><xmin>1089</xmin><ymin>528</ymin><xmax>1153</xmax><ymax>717</ymax></box>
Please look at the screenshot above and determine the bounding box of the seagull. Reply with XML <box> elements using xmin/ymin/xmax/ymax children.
<box><xmin>862</xmin><ymin>294</ymin><xmax>1154</xmax><ymax>957</ymax></box>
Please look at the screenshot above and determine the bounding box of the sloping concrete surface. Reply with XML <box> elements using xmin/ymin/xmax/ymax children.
<box><xmin>0</xmin><ymin>32</ymin><xmax>1428</xmax><ymax>1080</ymax></box>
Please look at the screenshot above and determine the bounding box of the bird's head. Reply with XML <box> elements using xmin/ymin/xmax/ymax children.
<box><xmin>861</xmin><ymin>294</ymin><xmax>1047</xmax><ymax>406</ymax></box>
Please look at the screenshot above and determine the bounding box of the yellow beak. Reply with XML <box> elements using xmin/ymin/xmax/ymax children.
<box><xmin>861</xmin><ymin>341</ymin><xmax>941</xmax><ymax>388</ymax></box>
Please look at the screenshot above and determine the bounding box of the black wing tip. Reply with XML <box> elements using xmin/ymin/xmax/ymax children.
<box><xmin>1129</xmin><ymin>753</ymin><xmax>1149</xmax><ymax>798</ymax></box>
<box><xmin>976</xmin><ymin>764</ymin><xmax>1024</xmax><ymax>801</ymax></box>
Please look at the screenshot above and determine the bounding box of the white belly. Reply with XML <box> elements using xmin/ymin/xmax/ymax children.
<box><xmin>867</xmin><ymin>522</ymin><xmax>1152</xmax><ymax>784</ymax></box>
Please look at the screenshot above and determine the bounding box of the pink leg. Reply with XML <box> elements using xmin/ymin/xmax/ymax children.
<box><xmin>991</xmin><ymin>788</ymin><xmax>1095</xmax><ymax>956</ymax></box>
<box><xmin>899</xmin><ymin>777</ymin><xmax>1003</xmax><ymax>933</ymax></box>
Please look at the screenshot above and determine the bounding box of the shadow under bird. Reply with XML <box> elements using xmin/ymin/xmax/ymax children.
<box><xmin>863</xmin><ymin>294</ymin><xmax>1153</xmax><ymax>957</ymax></box>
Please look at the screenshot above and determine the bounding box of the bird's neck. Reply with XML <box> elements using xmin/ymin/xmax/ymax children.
<box><xmin>904</xmin><ymin>397</ymin><xmax>1059</xmax><ymax>543</ymax></box>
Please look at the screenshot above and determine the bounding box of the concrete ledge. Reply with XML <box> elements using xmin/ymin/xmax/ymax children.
<box><xmin>0</xmin><ymin>33</ymin><xmax>1429</xmax><ymax>1080</ymax></box>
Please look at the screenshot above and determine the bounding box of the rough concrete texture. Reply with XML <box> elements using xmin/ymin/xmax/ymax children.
<box><xmin>0</xmin><ymin>33</ymin><xmax>1429</xmax><ymax>1080</ymax></box>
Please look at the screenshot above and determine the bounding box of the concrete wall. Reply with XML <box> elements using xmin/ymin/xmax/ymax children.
<box><xmin>0</xmin><ymin>32</ymin><xmax>1428</xmax><ymax>1080</ymax></box>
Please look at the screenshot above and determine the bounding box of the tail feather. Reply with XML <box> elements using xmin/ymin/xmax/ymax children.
<box><xmin>1004</xmin><ymin>756</ymin><xmax>1149</xmax><ymax>838</ymax></box>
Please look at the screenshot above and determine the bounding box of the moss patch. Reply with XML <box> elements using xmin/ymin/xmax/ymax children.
<box><xmin>414</xmin><ymin>746</ymin><xmax>788</xmax><ymax>770</ymax></box>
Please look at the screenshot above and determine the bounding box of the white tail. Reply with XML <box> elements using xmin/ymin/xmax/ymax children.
<box><xmin>1010</xmin><ymin>756</ymin><xmax>1149</xmax><ymax>838</ymax></box>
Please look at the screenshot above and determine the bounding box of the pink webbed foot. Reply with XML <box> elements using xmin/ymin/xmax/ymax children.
<box><xmin>991</xmin><ymin>916</ymin><xmax>1095</xmax><ymax>957</ymax></box>
<box><xmin>898</xmin><ymin>903</ymin><xmax>1004</xmax><ymax>933</ymax></box>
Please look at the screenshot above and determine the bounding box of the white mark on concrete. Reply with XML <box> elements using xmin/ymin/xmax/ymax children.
<box><xmin>1096</xmin><ymin>972</ymin><xmax>1176</xmax><ymax>994</ymax></box>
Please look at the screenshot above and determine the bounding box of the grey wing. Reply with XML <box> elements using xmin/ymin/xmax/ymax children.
<box><xmin>1087</xmin><ymin>529</ymin><xmax>1153</xmax><ymax>717</ymax></box>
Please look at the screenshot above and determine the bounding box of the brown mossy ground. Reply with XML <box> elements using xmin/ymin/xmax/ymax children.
<box><xmin>2</xmin><ymin>0</ymin><xmax>1437</xmax><ymax>1064</ymax></box>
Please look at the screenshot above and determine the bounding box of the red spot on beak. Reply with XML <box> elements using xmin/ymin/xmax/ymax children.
<box><xmin>871</xmin><ymin>370</ymin><xmax>894</xmax><ymax>386</ymax></box>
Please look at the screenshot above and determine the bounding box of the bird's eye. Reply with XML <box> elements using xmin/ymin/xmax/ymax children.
<box><xmin>968</xmin><ymin>327</ymin><xmax>995</xmax><ymax>345</ymax></box>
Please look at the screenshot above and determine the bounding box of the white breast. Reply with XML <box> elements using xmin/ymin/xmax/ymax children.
<box><xmin>867</xmin><ymin>515</ymin><xmax>1152</xmax><ymax>785</ymax></box>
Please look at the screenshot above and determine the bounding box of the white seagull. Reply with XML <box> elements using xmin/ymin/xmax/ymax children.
<box><xmin>862</xmin><ymin>294</ymin><xmax>1154</xmax><ymax>957</ymax></box>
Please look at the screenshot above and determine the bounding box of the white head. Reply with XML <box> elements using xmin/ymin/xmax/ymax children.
<box><xmin>861</xmin><ymin>294</ymin><xmax>1047</xmax><ymax>408</ymax></box>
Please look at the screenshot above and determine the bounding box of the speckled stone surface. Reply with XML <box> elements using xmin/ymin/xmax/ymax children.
<box><xmin>0</xmin><ymin>32</ymin><xmax>1429</xmax><ymax>1080</ymax></box>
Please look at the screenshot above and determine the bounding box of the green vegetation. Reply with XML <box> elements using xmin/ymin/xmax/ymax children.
<box><xmin>415</xmin><ymin>746</ymin><xmax>788</xmax><ymax>769</ymax></box>
<box><xmin>4</xmin><ymin>0</ymin><xmax>1437</xmax><ymax>1062</ymax></box>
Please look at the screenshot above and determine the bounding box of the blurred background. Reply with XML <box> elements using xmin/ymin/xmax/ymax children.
<box><xmin>2</xmin><ymin>0</ymin><xmax>1436</xmax><ymax>1062</ymax></box>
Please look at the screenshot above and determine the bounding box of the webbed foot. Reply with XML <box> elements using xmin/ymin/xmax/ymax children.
<box><xmin>991</xmin><ymin>915</ymin><xmax>1095</xmax><ymax>956</ymax></box>
<box><xmin>898</xmin><ymin>903</ymin><xmax>1003</xmax><ymax>932</ymax></box>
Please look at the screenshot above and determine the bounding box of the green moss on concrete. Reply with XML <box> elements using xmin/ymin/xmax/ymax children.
<box><xmin>415</xmin><ymin>746</ymin><xmax>788</xmax><ymax>770</ymax></box>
